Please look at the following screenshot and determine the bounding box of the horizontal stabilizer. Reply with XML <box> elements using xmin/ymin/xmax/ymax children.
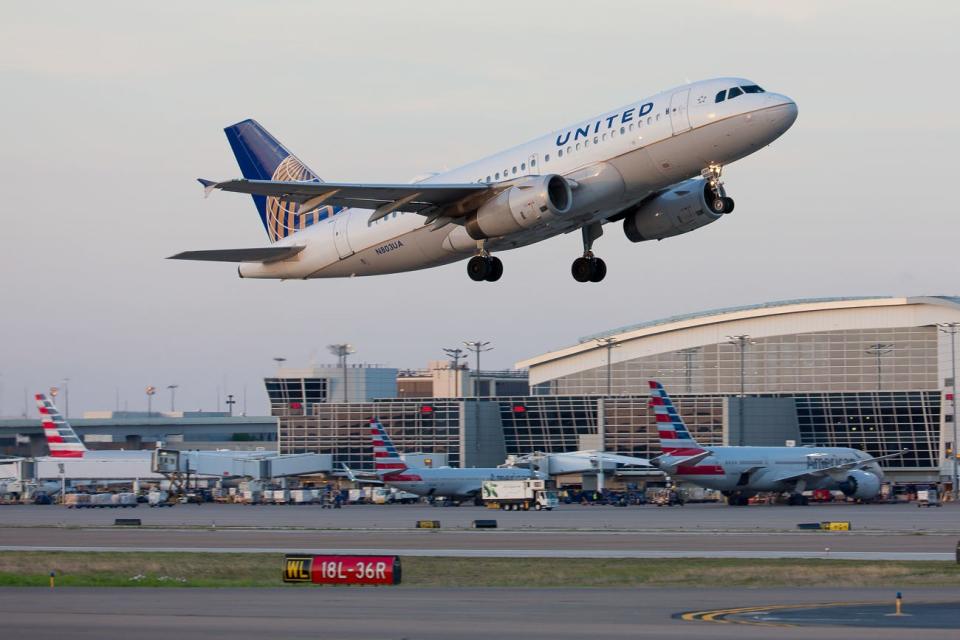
<box><xmin>167</xmin><ymin>246</ymin><xmax>304</xmax><ymax>263</ymax></box>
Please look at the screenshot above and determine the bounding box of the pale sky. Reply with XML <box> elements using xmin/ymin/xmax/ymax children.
<box><xmin>1</xmin><ymin>1</ymin><xmax>956</xmax><ymax>416</ymax></box>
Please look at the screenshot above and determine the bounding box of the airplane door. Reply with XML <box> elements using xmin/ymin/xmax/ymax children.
<box><xmin>333</xmin><ymin>214</ymin><xmax>354</xmax><ymax>259</ymax></box>
<box><xmin>669</xmin><ymin>89</ymin><xmax>691</xmax><ymax>134</ymax></box>
<box><xmin>527</xmin><ymin>153</ymin><xmax>539</xmax><ymax>175</ymax></box>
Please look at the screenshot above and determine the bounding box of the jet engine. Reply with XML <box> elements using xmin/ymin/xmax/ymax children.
<box><xmin>622</xmin><ymin>178</ymin><xmax>726</xmax><ymax>242</ymax></box>
<box><xmin>838</xmin><ymin>469</ymin><xmax>881</xmax><ymax>500</ymax></box>
<box><xmin>465</xmin><ymin>174</ymin><xmax>572</xmax><ymax>240</ymax></box>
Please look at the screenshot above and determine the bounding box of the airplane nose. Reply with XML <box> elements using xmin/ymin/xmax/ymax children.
<box><xmin>765</xmin><ymin>97</ymin><xmax>798</xmax><ymax>136</ymax></box>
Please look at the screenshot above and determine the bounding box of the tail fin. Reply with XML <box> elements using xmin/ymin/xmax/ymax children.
<box><xmin>369</xmin><ymin>418</ymin><xmax>407</xmax><ymax>475</ymax></box>
<box><xmin>35</xmin><ymin>394</ymin><xmax>86</xmax><ymax>458</ymax></box>
<box><xmin>648</xmin><ymin>381</ymin><xmax>704</xmax><ymax>455</ymax></box>
<box><xmin>223</xmin><ymin>119</ymin><xmax>340</xmax><ymax>243</ymax></box>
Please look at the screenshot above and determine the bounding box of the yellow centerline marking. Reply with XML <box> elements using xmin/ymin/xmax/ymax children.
<box><xmin>680</xmin><ymin>601</ymin><xmax>879</xmax><ymax>627</ymax></box>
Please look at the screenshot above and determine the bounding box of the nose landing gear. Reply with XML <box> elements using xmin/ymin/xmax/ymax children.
<box><xmin>702</xmin><ymin>163</ymin><xmax>735</xmax><ymax>214</ymax></box>
<box><xmin>572</xmin><ymin>222</ymin><xmax>607</xmax><ymax>283</ymax></box>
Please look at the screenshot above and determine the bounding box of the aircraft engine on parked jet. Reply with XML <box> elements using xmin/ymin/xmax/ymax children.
<box><xmin>838</xmin><ymin>469</ymin><xmax>882</xmax><ymax>499</ymax></box>
<box><xmin>465</xmin><ymin>174</ymin><xmax>573</xmax><ymax>240</ymax></box>
<box><xmin>622</xmin><ymin>178</ymin><xmax>726</xmax><ymax>242</ymax></box>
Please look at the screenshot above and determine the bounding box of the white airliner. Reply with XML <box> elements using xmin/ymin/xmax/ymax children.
<box><xmin>366</xmin><ymin>419</ymin><xmax>535</xmax><ymax>501</ymax></box>
<box><xmin>648</xmin><ymin>382</ymin><xmax>906</xmax><ymax>505</ymax></box>
<box><xmin>172</xmin><ymin>78</ymin><xmax>797</xmax><ymax>282</ymax></box>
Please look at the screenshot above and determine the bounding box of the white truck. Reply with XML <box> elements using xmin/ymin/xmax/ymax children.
<box><xmin>481</xmin><ymin>479</ymin><xmax>557</xmax><ymax>511</ymax></box>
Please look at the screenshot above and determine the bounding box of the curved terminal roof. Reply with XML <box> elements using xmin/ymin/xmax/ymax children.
<box><xmin>517</xmin><ymin>296</ymin><xmax>960</xmax><ymax>375</ymax></box>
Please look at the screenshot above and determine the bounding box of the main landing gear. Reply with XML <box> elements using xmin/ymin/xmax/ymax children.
<box><xmin>702</xmin><ymin>163</ymin><xmax>735</xmax><ymax>214</ymax></box>
<box><xmin>572</xmin><ymin>222</ymin><xmax>606</xmax><ymax>283</ymax></box>
<box><xmin>467</xmin><ymin>253</ymin><xmax>503</xmax><ymax>282</ymax></box>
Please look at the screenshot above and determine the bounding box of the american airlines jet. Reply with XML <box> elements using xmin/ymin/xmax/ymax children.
<box><xmin>648</xmin><ymin>382</ymin><xmax>905</xmax><ymax>506</ymax></box>
<box><xmin>172</xmin><ymin>78</ymin><xmax>797</xmax><ymax>282</ymax></box>
<box><xmin>367</xmin><ymin>419</ymin><xmax>534</xmax><ymax>501</ymax></box>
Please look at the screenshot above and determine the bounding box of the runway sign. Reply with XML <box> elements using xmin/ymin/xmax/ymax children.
<box><xmin>416</xmin><ymin>520</ymin><xmax>441</xmax><ymax>528</ymax></box>
<box><xmin>283</xmin><ymin>554</ymin><xmax>401</xmax><ymax>585</ymax></box>
<box><xmin>822</xmin><ymin>521</ymin><xmax>851</xmax><ymax>531</ymax></box>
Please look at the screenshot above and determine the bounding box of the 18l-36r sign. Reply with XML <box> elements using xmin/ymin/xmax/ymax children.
<box><xmin>283</xmin><ymin>554</ymin><xmax>402</xmax><ymax>585</ymax></box>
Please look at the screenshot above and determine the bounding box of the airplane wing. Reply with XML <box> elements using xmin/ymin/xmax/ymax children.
<box><xmin>167</xmin><ymin>246</ymin><xmax>305</xmax><ymax>263</ymax></box>
<box><xmin>341</xmin><ymin>464</ymin><xmax>383</xmax><ymax>485</ymax></box>
<box><xmin>772</xmin><ymin>449</ymin><xmax>909</xmax><ymax>484</ymax></box>
<box><xmin>199</xmin><ymin>178</ymin><xmax>492</xmax><ymax>223</ymax></box>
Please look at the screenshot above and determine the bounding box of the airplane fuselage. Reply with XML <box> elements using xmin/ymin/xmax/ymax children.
<box><xmin>381</xmin><ymin>466</ymin><xmax>536</xmax><ymax>499</ymax></box>
<box><xmin>667</xmin><ymin>446</ymin><xmax>883</xmax><ymax>493</ymax></box>
<box><xmin>239</xmin><ymin>77</ymin><xmax>797</xmax><ymax>279</ymax></box>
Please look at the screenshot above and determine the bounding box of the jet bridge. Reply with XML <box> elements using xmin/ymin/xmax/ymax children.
<box><xmin>152</xmin><ymin>449</ymin><xmax>331</xmax><ymax>480</ymax></box>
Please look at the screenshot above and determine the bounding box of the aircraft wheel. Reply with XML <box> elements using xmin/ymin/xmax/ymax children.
<box><xmin>485</xmin><ymin>256</ymin><xmax>503</xmax><ymax>282</ymax></box>
<box><xmin>572</xmin><ymin>257</ymin><xmax>591</xmax><ymax>282</ymax></box>
<box><xmin>467</xmin><ymin>256</ymin><xmax>491</xmax><ymax>281</ymax></box>
<box><xmin>721</xmin><ymin>197</ymin><xmax>735</xmax><ymax>213</ymax></box>
<box><xmin>589</xmin><ymin>258</ymin><xmax>607</xmax><ymax>282</ymax></box>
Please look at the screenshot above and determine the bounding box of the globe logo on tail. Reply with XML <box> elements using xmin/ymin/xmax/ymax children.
<box><xmin>265</xmin><ymin>156</ymin><xmax>336</xmax><ymax>242</ymax></box>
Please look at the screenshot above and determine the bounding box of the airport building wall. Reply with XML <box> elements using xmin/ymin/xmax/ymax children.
<box><xmin>0</xmin><ymin>415</ymin><xmax>278</xmax><ymax>458</ymax></box>
<box><xmin>516</xmin><ymin>296</ymin><xmax>959</xmax><ymax>482</ymax></box>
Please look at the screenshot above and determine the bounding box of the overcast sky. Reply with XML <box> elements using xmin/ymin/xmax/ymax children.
<box><xmin>1</xmin><ymin>1</ymin><xmax>956</xmax><ymax>417</ymax></box>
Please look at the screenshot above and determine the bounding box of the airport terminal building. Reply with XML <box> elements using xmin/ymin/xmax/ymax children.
<box><xmin>268</xmin><ymin>297</ymin><xmax>959</xmax><ymax>487</ymax></box>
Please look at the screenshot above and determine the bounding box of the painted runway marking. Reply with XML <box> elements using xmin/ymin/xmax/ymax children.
<box><xmin>678</xmin><ymin>601</ymin><xmax>877</xmax><ymax>627</ymax></box>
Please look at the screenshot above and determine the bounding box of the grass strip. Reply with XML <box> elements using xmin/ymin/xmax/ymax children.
<box><xmin>0</xmin><ymin>552</ymin><xmax>958</xmax><ymax>588</ymax></box>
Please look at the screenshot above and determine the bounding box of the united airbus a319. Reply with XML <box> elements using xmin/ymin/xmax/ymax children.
<box><xmin>171</xmin><ymin>78</ymin><xmax>797</xmax><ymax>282</ymax></box>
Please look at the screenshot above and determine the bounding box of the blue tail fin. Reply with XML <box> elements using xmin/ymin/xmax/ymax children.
<box><xmin>223</xmin><ymin>119</ymin><xmax>340</xmax><ymax>243</ymax></box>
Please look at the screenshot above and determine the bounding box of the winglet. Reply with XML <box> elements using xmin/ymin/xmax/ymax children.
<box><xmin>197</xmin><ymin>178</ymin><xmax>219</xmax><ymax>198</ymax></box>
<box><xmin>342</xmin><ymin>463</ymin><xmax>358</xmax><ymax>482</ymax></box>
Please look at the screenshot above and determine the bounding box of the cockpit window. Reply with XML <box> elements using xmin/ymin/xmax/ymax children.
<box><xmin>741</xmin><ymin>85</ymin><xmax>764</xmax><ymax>94</ymax></box>
<box><xmin>715</xmin><ymin>90</ymin><xmax>726</xmax><ymax>103</ymax></box>
<box><xmin>727</xmin><ymin>86</ymin><xmax>743</xmax><ymax>99</ymax></box>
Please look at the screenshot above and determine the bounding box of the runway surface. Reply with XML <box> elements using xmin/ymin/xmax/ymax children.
<box><xmin>0</xmin><ymin>527</ymin><xmax>955</xmax><ymax>560</ymax></box>
<box><xmin>1</xmin><ymin>587</ymin><xmax>956</xmax><ymax>639</ymax></box>
<box><xmin>2</xmin><ymin>501</ymin><xmax>957</xmax><ymax>532</ymax></box>
<box><xmin>2</xmin><ymin>502</ymin><xmax>957</xmax><ymax>560</ymax></box>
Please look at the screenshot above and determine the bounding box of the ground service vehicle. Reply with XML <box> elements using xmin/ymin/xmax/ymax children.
<box><xmin>482</xmin><ymin>479</ymin><xmax>558</xmax><ymax>511</ymax></box>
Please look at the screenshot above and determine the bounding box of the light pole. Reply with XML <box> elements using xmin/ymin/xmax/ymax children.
<box><xmin>145</xmin><ymin>386</ymin><xmax>156</xmax><ymax>417</ymax></box>
<box><xmin>49</xmin><ymin>386</ymin><xmax>59</xmax><ymax>408</ymax></box>
<box><xmin>937</xmin><ymin>323</ymin><xmax>959</xmax><ymax>500</ymax></box>
<box><xmin>463</xmin><ymin>341</ymin><xmax>493</xmax><ymax>398</ymax></box>
<box><xmin>273</xmin><ymin>357</ymin><xmax>287</xmax><ymax>372</ymax></box>
<box><xmin>225</xmin><ymin>393</ymin><xmax>236</xmax><ymax>416</ymax></box>
<box><xmin>62</xmin><ymin>378</ymin><xmax>70</xmax><ymax>419</ymax></box>
<box><xmin>166</xmin><ymin>384</ymin><xmax>178</xmax><ymax>412</ymax></box>
<box><xmin>327</xmin><ymin>344</ymin><xmax>356</xmax><ymax>403</ymax></box>
<box><xmin>442</xmin><ymin>347</ymin><xmax>466</xmax><ymax>396</ymax></box>
<box><xmin>727</xmin><ymin>335</ymin><xmax>752</xmax><ymax>446</ymax></box>
<box><xmin>464</xmin><ymin>340</ymin><xmax>493</xmax><ymax>459</ymax></box>
<box><xmin>865</xmin><ymin>343</ymin><xmax>894</xmax><ymax>391</ymax></box>
<box><xmin>594</xmin><ymin>337</ymin><xmax>621</xmax><ymax>396</ymax></box>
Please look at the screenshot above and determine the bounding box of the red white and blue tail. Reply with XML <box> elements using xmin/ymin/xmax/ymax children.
<box><xmin>35</xmin><ymin>394</ymin><xmax>86</xmax><ymax>458</ymax></box>
<box><xmin>648</xmin><ymin>381</ymin><xmax>704</xmax><ymax>456</ymax></box>
<box><xmin>370</xmin><ymin>419</ymin><xmax>407</xmax><ymax>476</ymax></box>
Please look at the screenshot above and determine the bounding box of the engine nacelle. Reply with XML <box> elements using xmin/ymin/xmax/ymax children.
<box><xmin>622</xmin><ymin>178</ymin><xmax>724</xmax><ymax>243</ymax></box>
<box><xmin>838</xmin><ymin>469</ymin><xmax>881</xmax><ymax>500</ymax></box>
<box><xmin>465</xmin><ymin>174</ymin><xmax>572</xmax><ymax>240</ymax></box>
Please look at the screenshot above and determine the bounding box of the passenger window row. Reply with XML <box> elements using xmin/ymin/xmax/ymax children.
<box><xmin>476</xmin><ymin>116</ymin><xmax>653</xmax><ymax>184</ymax></box>
<box><xmin>715</xmin><ymin>84</ymin><xmax>765</xmax><ymax>103</ymax></box>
